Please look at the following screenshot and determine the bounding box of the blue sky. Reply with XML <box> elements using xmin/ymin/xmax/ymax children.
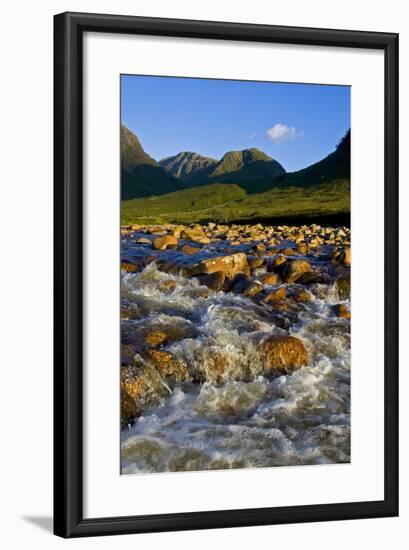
<box><xmin>121</xmin><ymin>75</ymin><xmax>350</xmax><ymax>173</ymax></box>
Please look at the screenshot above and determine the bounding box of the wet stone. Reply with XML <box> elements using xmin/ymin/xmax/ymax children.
<box><xmin>195</xmin><ymin>271</ymin><xmax>225</xmax><ymax>292</ymax></box>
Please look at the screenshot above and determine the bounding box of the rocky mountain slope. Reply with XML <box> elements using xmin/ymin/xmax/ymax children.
<box><xmin>159</xmin><ymin>152</ymin><xmax>217</xmax><ymax>184</ymax></box>
<box><xmin>121</xmin><ymin>125</ymin><xmax>186</xmax><ymax>199</ymax></box>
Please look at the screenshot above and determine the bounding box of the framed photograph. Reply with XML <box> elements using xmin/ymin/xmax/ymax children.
<box><xmin>54</xmin><ymin>12</ymin><xmax>399</xmax><ymax>537</ymax></box>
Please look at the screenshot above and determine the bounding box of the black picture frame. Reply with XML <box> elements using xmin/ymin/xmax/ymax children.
<box><xmin>54</xmin><ymin>11</ymin><xmax>399</xmax><ymax>538</ymax></box>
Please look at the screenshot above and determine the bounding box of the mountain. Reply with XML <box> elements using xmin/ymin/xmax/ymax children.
<box><xmin>159</xmin><ymin>152</ymin><xmax>217</xmax><ymax>184</ymax></box>
<box><xmin>121</xmin><ymin>130</ymin><xmax>350</xmax><ymax>225</ymax></box>
<box><xmin>121</xmin><ymin>125</ymin><xmax>186</xmax><ymax>200</ymax></box>
<box><xmin>160</xmin><ymin>147</ymin><xmax>286</xmax><ymax>193</ymax></box>
<box><xmin>274</xmin><ymin>129</ymin><xmax>350</xmax><ymax>189</ymax></box>
<box><xmin>205</xmin><ymin>148</ymin><xmax>285</xmax><ymax>192</ymax></box>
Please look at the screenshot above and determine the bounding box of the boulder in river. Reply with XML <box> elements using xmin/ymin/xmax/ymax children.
<box><xmin>271</xmin><ymin>255</ymin><xmax>287</xmax><ymax>272</ymax></box>
<box><xmin>231</xmin><ymin>274</ymin><xmax>264</xmax><ymax>297</ymax></box>
<box><xmin>334</xmin><ymin>275</ymin><xmax>351</xmax><ymax>300</ymax></box>
<box><xmin>259</xmin><ymin>272</ymin><xmax>281</xmax><ymax>285</ymax></box>
<box><xmin>261</xmin><ymin>335</ymin><xmax>310</xmax><ymax>374</ymax></box>
<box><xmin>342</xmin><ymin>247</ymin><xmax>351</xmax><ymax>266</ymax></box>
<box><xmin>187</xmin><ymin>252</ymin><xmax>250</xmax><ymax>280</ymax></box>
<box><xmin>249</xmin><ymin>257</ymin><xmax>265</xmax><ymax>270</ymax></box>
<box><xmin>172</xmin><ymin>225</ymin><xmax>185</xmax><ymax>238</ymax></box>
<box><xmin>296</xmin><ymin>242</ymin><xmax>308</xmax><ymax>255</ymax></box>
<box><xmin>293</xmin><ymin>288</ymin><xmax>312</xmax><ymax>303</ymax></box>
<box><xmin>144</xmin><ymin>331</ymin><xmax>168</xmax><ymax>347</ymax></box>
<box><xmin>152</xmin><ymin>234</ymin><xmax>179</xmax><ymax>250</ymax></box>
<box><xmin>145</xmin><ymin>349</ymin><xmax>190</xmax><ymax>382</ymax></box>
<box><xmin>136</xmin><ymin>237</ymin><xmax>152</xmax><ymax>245</ymax></box>
<box><xmin>121</xmin><ymin>390</ymin><xmax>139</xmax><ymax>426</ymax></box>
<box><xmin>263</xmin><ymin>286</ymin><xmax>287</xmax><ymax>303</ymax></box>
<box><xmin>332</xmin><ymin>303</ymin><xmax>351</xmax><ymax>320</ymax></box>
<box><xmin>282</xmin><ymin>259</ymin><xmax>311</xmax><ymax>283</ymax></box>
<box><xmin>296</xmin><ymin>270</ymin><xmax>325</xmax><ymax>285</ymax></box>
<box><xmin>181</xmin><ymin>226</ymin><xmax>210</xmax><ymax>244</ymax></box>
<box><xmin>180</xmin><ymin>244</ymin><xmax>201</xmax><ymax>255</ymax></box>
<box><xmin>121</xmin><ymin>261</ymin><xmax>139</xmax><ymax>273</ymax></box>
<box><xmin>203</xmin><ymin>350</ymin><xmax>230</xmax><ymax>383</ymax></box>
<box><xmin>195</xmin><ymin>271</ymin><xmax>225</xmax><ymax>291</ymax></box>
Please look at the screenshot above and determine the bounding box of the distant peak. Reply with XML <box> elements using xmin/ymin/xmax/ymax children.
<box><xmin>159</xmin><ymin>151</ymin><xmax>217</xmax><ymax>180</ymax></box>
<box><xmin>219</xmin><ymin>147</ymin><xmax>273</xmax><ymax>165</ymax></box>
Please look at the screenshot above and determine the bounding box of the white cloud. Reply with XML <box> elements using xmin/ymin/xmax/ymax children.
<box><xmin>248</xmin><ymin>132</ymin><xmax>258</xmax><ymax>140</ymax></box>
<box><xmin>266</xmin><ymin>123</ymin><xmax>304</xmax><ymax>144</ymax></box>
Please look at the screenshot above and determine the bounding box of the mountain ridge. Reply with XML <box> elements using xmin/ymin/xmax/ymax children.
<box><xmin>121</xmin><ymin>129</ymin><xmax>350</xmax><ymax>225</ymax></box>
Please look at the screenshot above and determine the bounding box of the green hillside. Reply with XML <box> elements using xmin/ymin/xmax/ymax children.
<box><xmin>121</xmin><ymin>180</ymin><xmax>349</xmax><ymax>225</ymax></box>
<box><xmin>121</xmin><ymin>183</ymin><xmax>247</xmax><ymax>224</ymax></box>
<box><xmin>121</xmin><ymin>125</ymin><xmax>186</xmax><ymax>199</ymax></box>
<box><xmin>121</xmin><ymin>128</ymin><xmax>350</xmax><ymax>225</ymax></box>
<box><xmin>205</xmin><ymin>148</ymin><xmax>285</xmax><ymax>193</ymax></box>
<box><xmin>274</xmin><ymin>130</ymin><xmax>350</xmax><ymax>189</ymax></box>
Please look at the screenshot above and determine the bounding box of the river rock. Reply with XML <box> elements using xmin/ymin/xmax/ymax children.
<box><xmin>136</xmin><ymin>237</ymin><xmax>152</xmax><ymax>245</ymax></box>
<box><xmin>180</xmin><ymin>244</ymin><xmax>201</xmax><ymax>255</ymax></box>
<box><xmin>263</xmin><ymin>287</ymin><xmax>287</xmax><ymax>303</ymax></box>
<box><xmin>158</xmin><ymin>279</ymin><xmax>177</xmax><ymax>293</ymax></box>
<box><xmin>335</xmin><ymin>275</ymin><xmax>351</xmax><ymax>300</ymax></box>
<box><xmin>144</xmin><ymin>331</ymin><xmax>168</xmax><ymax>347</ymax></box>
<box><xmin>296</xmin><ymin>242</ymin><xmax>308</xmax><ymax>255</ymax></box>
<box><xmin>249</xmin><ymin>257</ymin><xmax>265</xmax><ymax>270</ymax></box>
<box><xmin>195</xmin><ymin>271</ymin><xmax>225</xmax><ymax>291</ymax></box>
<box><xmin>282</xmin><ymin>259</ymin><xmax>311</xmax><ymax>283</ymax></box>
<box><xmin>187</xmin><ymin>252</ymin><xmax>250</xmax><ymax>280</ymax></box>
<box><xmin>259</xmin><ymin>272</ymin><xmax>281</xmax><ymax>285</ymax></box>
<box><xmin>293</xmin><ymin>289</ymin><xmax>311</xmax><ymax>303</ymax></box>
<box><xmin>342</xmin><ymin>247</ymin><xmax>351</xmax><ymax>266</ymax></box>
<box><xmin>152</xmin><ymin>234</ymin><xmax>179</xmax><ymax>250</ymax></box>
<box><xmin>155</xmin><ymin>258</ymin><xmax>180</xmax><ymax>274</ymax></box>
<box><xmin>121</xmin><ymin>390</ymin><xmax>139</xmax><ymax>426</ymax></box>
<box><xmin>231</xmin><ymin>274</ymin><xmax>263</xmax><ymax>297</ymax></box>
<box><xmin>172</xmin><ymin>225</ymin><xmax>185</xmax><ymax>238</ymax></box>
<box><xmin>202</xmin><ymin>350</ymin><xmax>230</xmax><ymax>383</ymax></box>
<box><xmin>332</xmin><ymin>304</ymin><xmax>351</xmax><ymax>320</ymax></box>
<box><xmin>271</xmin><ymin>255</ymin><xmax>287</xmax><ymax>271</ymax></box>
<box><xmin>296</xmin><ymin>270</ymin><xmax>325</xmax><ymax>285</ymax></box>
<box><xmin>251</xmin><ymin>243</ymin><xmax>266</xmax><ymax>252</ymax></box>
<box><xmin>121</xmin><ymin>365</ymin><xmax>147</xmax><ymax>400</ymax></box>
<box><xmin>145</xmin><ymin>349</ymin><xmax>190</xmax><ymax>382</ymax></box>
<box><xmin>121</xmin><ymin>364</ymin><xmax>170</xmax><ymax>413</ymax></box>
<box><xmin>261</xmin><ymin>335</ymin><xmax>310</xmax><ymax>373</ymax></box>
<box><xmin>181</xmin><ymin>226</ymin><xmax>210</xmax><ymax>244</ymax></box>
<box><xmin>121</xmin><ymin>261</ymin><xmax>140</xmax><ymax>273</ymax></box>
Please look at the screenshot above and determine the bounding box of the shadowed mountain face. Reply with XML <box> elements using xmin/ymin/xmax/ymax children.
<box><xmin>205</xmin><ymin>148</ymin><xmax>286</xmax><ymax>193</ymax></box>
<box><xmin>121</xmin><ymin>125</ymin><xmax>186</xmax><ymax>200</ymax></box>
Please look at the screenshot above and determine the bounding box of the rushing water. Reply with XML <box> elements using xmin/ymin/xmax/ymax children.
<box><xmin>120</xmin><ymin>228</ymin><xmax>350</xmax><ymax>474</ymax></box>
